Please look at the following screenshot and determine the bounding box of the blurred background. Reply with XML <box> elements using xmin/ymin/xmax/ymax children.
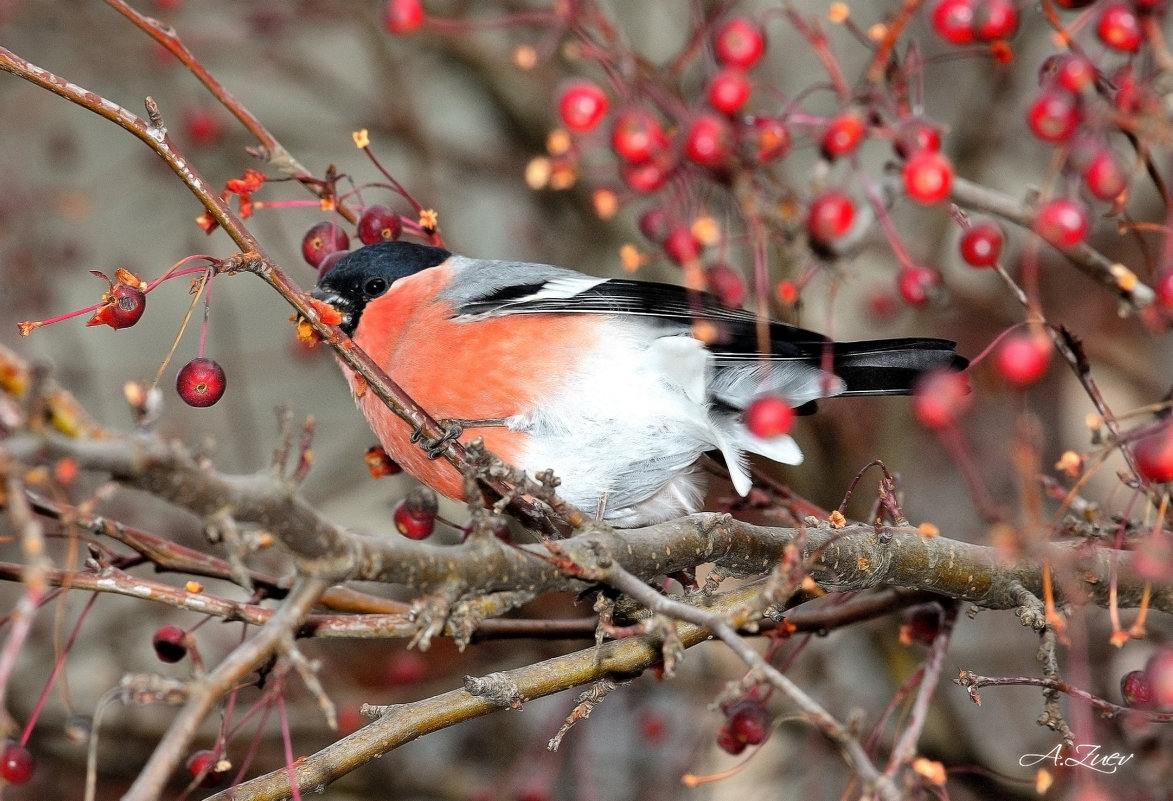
<box><xmin>1</xmin><ymin>1</ymin><xmax>1171</xmax><ymax>799</ymax></box>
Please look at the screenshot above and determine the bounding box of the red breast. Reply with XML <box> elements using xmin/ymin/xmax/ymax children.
<box><xmin>347</xmin><ymin>266</ymin><xmax>603</xmax><ymax>501</ymax></box>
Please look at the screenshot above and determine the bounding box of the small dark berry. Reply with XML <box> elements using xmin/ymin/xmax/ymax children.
<box><xmin>152</xmin><ymin>624</ymin><xmax>188</xmax><ymax>663</ymax></box>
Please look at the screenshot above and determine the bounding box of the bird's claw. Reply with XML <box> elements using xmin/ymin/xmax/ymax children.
<box><xmin>412</xmin><ymin>419</ymin><xmax>464</xmax><ymax>459</ymax></box>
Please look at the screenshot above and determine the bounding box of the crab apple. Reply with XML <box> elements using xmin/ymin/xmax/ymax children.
<box><xmin>0</xmin><ymin>741</ymin><xmax>33</xmax><ymax>785</ymax></box>
<box><xmin>663</xmin><ymin>225</ymin><xmax>702</xmax><ymax>265</ymax></box>
<box><xmin>974</xmin><ymin>0</ymin><xmax>1019</xmax><ymax>40</ymax></box>
<box><xmin>716</xmin><ymin>727</ymin><xmax>747</xmax><ymax>755</ymax></box>
<box><xmin>807</xmin><ymin>191</ymin><xmax>856</xmax><ymax>244</ymax></box>
<box><xmin>913</xmin><ymin>369</ymin><xmax>971</xmax><ymax>430</ymax></box>
<box><xmin>1027</xmin><ymin>89</ymin><xmax>1081</xmax><ymax>143</ymax></box>
<box><xmin>903</xmin><ymin>150</ymin><xmax>953</xmax><ymax>204</ymax></box>
<box><xmin>930</xmin><ymin>0</ymin><xmax>977</xmax><ymax>45</ymax></box>
<box><xmin>383</xmin><ymin>0</ymin><xmax>423</xmax><ymax>34</ymax></box>
<box><xmin>88</xmin><ymin>272</ymin><xmax>147</xmax><ymax>330</ymax></box>
<box><xmin>705</xmin><ymin>263</ymin><xmax>745</xmax><ymax>307</ymax></box>
<box><xmin>959</xmin><ymin>221</ymin><xmax>1004</xmax><ymax>267</ymax></box>
<box><xmin>1097</xmin><ymin>3</ymin><xmax>1143</xmax><ymax>52</ymax></box>
<box><xmin>1155</xmin><ymin>269</ymin><xmax>1173</xmax><ymax>311</ymax></box>
<box><xmin>898</xmin><ymin>266</ymin><xmax>941</xmax><ymax>306</ymax></box>
<box><xmin>821</xmin><ymin>112</ymin><xmax>865</xmax><ymax>159</ymax></box>
<box><xmin>684</xmin><ymin>113</ymin><xmax>734</xmax><ymax>168</ymax></box>
<box><xmin>1041</xmin><ymin>53</ymin><xmax>1096</xmax><ymax>93</ymax></box>
<box><xmin>611</xmin><ymin>109</ymin><xmax>668</xmax><ymax>164</ymax></box>
<box><xmin>1083</xmin><ymin>148</ymin><xmax>1128</xmax><ymax>201</ymax></box>
<box><xmin>712</xmin><ymin>17</ymin><xmax>766</xmax><ymax>68</ymax></box>
<box><xmin>357</xmin><ymin>204</ymin><xmax>403</xmax><ymax>245</ymax></box>
<box><xmin>621</xmin><ymin>158</ymin><xmax>672</xmax><ymax>194</ymax></box>
<box><xmin>722</xmin><ymin>698</ymin><xmax>769</xmax><ymax>746</ymax></box>
<box><xmin>1133</xmin><ymin>423</ymin><xmax>1173</xmax><ymax>484</ymax></box>
<box><xmin>637</xmin><ymin>207</ymin><xmax>672</xmax><ymax>244</ymax></box>
<box><xmin>186</xmin><ymin>749</ymin><xmax>227</xmax><ymax>788</ymax></box>
<box><xmin>1148</xmin><ymin>648</ymin><xmax>1173</xmax><ymax>708</ymax></box>
<box><xmin>176</xmin><ymin>357</ymin><xmax>227</xmax><ymax>408</ymax></box>
<box><xmin>393</xmin><ymin>487</ymin><xmax>439</xmax><ymax>539</ymax></box>
<box><xmin>558</xmin><ymin>80</ymin><xmax>609</xmax><ymax>133</ymax></box>
<box><xmin>892</xmin><ymin>119</ymin><xmax>941</xmax><ymax>159</ymax></box>
<box><xmin>707</xmin><ymin>67</ymin><xmax>751</xmax><ymax>115</ymax></box>
<box><xmin>1034</xmin><ymin>198</ymin><xmax>1089</xmax><ymax>249</ymax></box>
<box><xmin>900</xmin><ymin>603</ymin><xmax>944</xmax><ymax>646</ymax></box>
<box><xmin>152</xmin><ymin>624</ymin><xmax>188</xmax><ymax>663</ymax></box>
<box><xmin>1120</xmin><ymin>670</ymin><xmax>1154</xmax><ymax>709</ymax></box>
<box><xmin>745</xmin><ymin>116</ymin><xmax>791</xmax><ymax>163</ymax></box>
<box><xmin>995</xmin><ymin>332</ymin><xmax>1051</xmax><ymax>387</ymax></box>
<box><xmin>302</xmin><ymin>221</ymin><xmax>350</xmax><ymax>268</ymax></box>
<box><xmin>181</xmin><ymin>104</ymin><xmax>225</xmax><ymax>146</ymax></box>
<box><xmin>745</xmin><ymin>396</ymin><xmax>794</xmax><ymax>438</ymax></box>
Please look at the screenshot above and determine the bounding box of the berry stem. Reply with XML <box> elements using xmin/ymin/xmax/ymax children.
<box><xmin>21</xmin><ymin>594</ymin><xmax>99</xmax><ymax>747</ymax></box>
<box><xmin>151</xmin><ymin>267</ymin><xmax>213</xmax><ymax>393</ymax></box>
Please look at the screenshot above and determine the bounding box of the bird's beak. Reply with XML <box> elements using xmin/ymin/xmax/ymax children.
<box><xmin>310</xmin><ymin>286</ymin><xmax>354</xmax><ymax>333</ymax></box>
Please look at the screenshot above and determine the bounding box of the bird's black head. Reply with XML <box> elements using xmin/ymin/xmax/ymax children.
<box><xmin>312</xmin><ymin>241</ymin><xmax>451</xmax><ymax>336</ymax></box>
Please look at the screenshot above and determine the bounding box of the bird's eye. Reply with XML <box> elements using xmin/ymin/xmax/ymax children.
<box><xmin>363</xmin><ymin>277</ymin><xmax>388</xmax><ymax>298</ymax></box>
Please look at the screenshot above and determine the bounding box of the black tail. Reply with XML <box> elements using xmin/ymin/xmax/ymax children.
<box><xmin>831</xmin><ymin>338</ymin><xmax>968</xmax><ymax>396</ymax></box>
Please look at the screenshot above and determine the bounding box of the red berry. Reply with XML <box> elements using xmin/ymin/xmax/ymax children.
<box><xmin>87</xmin><ymin>270</ymin><xmax>147</xmax><ymax>330</ymax></box>
<box><xmin>959</xmin><ymin>221</ymin><xmax>1004</xmax><ymax>267</ymax></box>
<box><xmin>302</xmin><ymin>221</ymin><xmax>350</xmax><ymax>268</ymax></box>
<box><xmin>1120</xmin><ymin>669</ymin><xmax>1154</xmax><ymax>709</ymax></box>
<box><xmin>621</xmin><ymin>158</ymin><xmax>672</xmax><ymax>194</ymax></box>
<box><xmin>807</xmin><ymin>191</ymin><xmax>856</xmax><ymax>244</ymax></box>
<box><xmin>316</xmin><ymin>249</ymin><xmax>348</xmax><ymax>280</ymax></box>
<box><xmin>663</xmin><ymin>225</ymin><xmax>702</xmax><ymax>265</ymax></box>
<box><xmin>558</xmin><ymin>80</ymin><xmax>609</xmax><ymax>133</ymax></box>
<box><xmin>821</xmin><ymin>112</ymin><xmax>865</xmax><ymax>159</ymax></box>
<box><xmin>745</xmin><ymin>397</ymin><xmax>794</xmax><ymax>438</ymax></box>
<box><xmin>1134</xmin><ymin>423</ymin><xmax>1173</xmax><ymax>484</ymax></box>
<box><xmin>745</xmin><ymin>116</ymin><xmax>791</xmax><ymax>163</ymax></box>
<box><xmin>611</xmin><ymin>109</ymin><xmax>668</xmax><ymax>164</ymax></box>
<box><xmin>974</xmin><ymin>0</ymin><xmax>1019</xmax><ymax>40</ymax></box>
<box><xmin>182</xmin><ymin>105</ymin><xmax>225</xmax><ymax>147</ymax></box>
<box><xmin>713</xmin><ymin>17</ymin><xmax>766</xmax><ymax>69</ymax></box>
<box><xmin>722</xmin><ymin>698</ymin><xmax>769</xmax><ymax>746</ymax></box>
<box><xmin>705</xmin><ymin>263</ymin><xmax>745</xmax><ymax>307</ymax></box>
<box><xmin>931</xmin><ymin>0</ymin><xmax>977</xmax><ymax>45</ymax></box>
<box><xmin>1041</xmin><ymin>54</ymin><xmax>1096</xmax><ymax>93</ymax></box>
<box><xmin>186</xmin><ymin>749</ymin><xmax>227</xmax><ymax>788</ymax></box>
<box><xmin>995</xmin><ymin>332</ymin><xmax>1051</xmax><ymax>387</ymax></box>
<box><xmin>1083</xmin><ymin>148</ymin><xmax>1128</xmax><ymax>201</ymax></box>
<box><xmin>357</xmin><ymin>204</ymin><xmax>403</xmax><ymax>245</ymax></box>
<box><xmin>0</xmin><ymin>741</ymin><xmax>33</xmax><ymax>785</ymax></box>
<box><xmin>385</xmin><ymin>650</ymin><xmax>428</xmax><ymax>684</ymax></box>
<box><xmin>893</xmin><ymin>119</ymin><xmax>942</xmax><ymax>159</ymax></box>
<box><xmin>1097</xmin><ymin>3</ymin><xmax>1143</xmax><ymax>52</ymax></box>
<box><xmin>913</xmin><ymin>369</ymin><xmax>971</xmax><ymax>430</ymax></box>
<box><xmin>903</xmin><ymin>150</ymin><xmax>953</xmax><ymax>204</ymax></box>
<box><xmin>176</xmin><ymin>357</ymin><xmax>227</xmax><ymax>408</ymax></box>
<box><xmin>1053</xmin><ymin>0</ymin><xmax>1096</xmax><ymax>7</ymax></box>
<box><xmin>684</xmin><ymin>114</ymin><xmax>734</xmax><ymax>168</ymax></box>
<box><xmin>1155</xmin><ymin>269</ymin><xmax>1173</xmax><ymax>310</ymax></box>
<box><xmin>393</xmin><ymin>487</ymin><xmax>438</xmax><ymax>539</ymax></box>
<box><xmin>716</xmin><ymin>727</ymin><xmax>747</xmax><ymax>755</ymax></box>
<box><xmin>898</xmin><ymin>266</ymin><xmax>941</xmax><ymax>306</ymax></box>
<box><xmin>900</xmin><ymin>603</ymin><xmax>944</xmax><ymax>645</ymax></box>
<box><xmin>1034</xmin><ymin>198</ymin><xmax>1089</xmax><ymax>249</ymax></box>
<box><xmin>707</xmin><ymin>67</ymin><xmax>751</xmax><ymax>115</ymax></box>
<box><xmin>638</xmin><ymin>207</ymin><xmax>672</xmax><ymax>244</ymax></box>
<box><xmin>1027</xmin><ymin>90</ymin><xmax>1081</xmax><ymax>143</ymax></box>
<box><xmin>1147</xmin><ymin>648</ymin><xmax>1173</xmax><ymax>708</ymax></box>
<box><xmin>152</xmin><ymin>624</ymin><xmax>188</xmax><ymax>663</ymax></box>
<box><xmin>383</xmin><ymin>0</ymin><xmax>423</xmax><ymax>34</ymax></box>
<box><xmin>364</xmin><ymin>445</ymin><xmax>403</xmax><ymax>478</ymax></box>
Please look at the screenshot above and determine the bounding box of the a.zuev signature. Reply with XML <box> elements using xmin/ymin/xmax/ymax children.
<box><xmin>1019</xmin><ymin>744</ymin><xmax>1134</xmax><ymax>774</ymax></box>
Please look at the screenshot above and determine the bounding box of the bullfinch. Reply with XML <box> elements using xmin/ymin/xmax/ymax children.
<box><xmin>312</xmin><ymin>241</ymin><xmax>966</xmax><ymax>527</ymax></box>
